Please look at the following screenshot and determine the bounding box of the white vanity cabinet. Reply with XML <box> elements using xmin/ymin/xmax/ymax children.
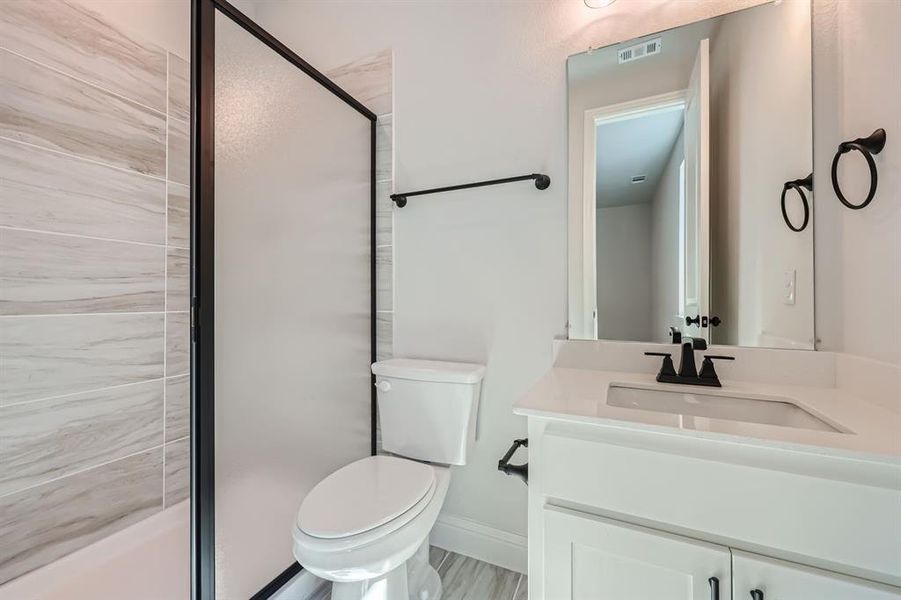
<box><xmin>544</xmin><ymin>506</ymin><xmax>731</xmax><ymax>600</ymax></box>
<box><xmin>732</xmin><ymin>551</ymin><xmax>901</xmax><ymax>600</ymax></box>
<box><xmin>524</xmin><ymin>419</ymin><xmax>901</xmax><ymax>600</ymax></box>
<box><xmin>541</xmin><ymin>504</ymin><xmax>900</xmax><ymax>600</ymax></box>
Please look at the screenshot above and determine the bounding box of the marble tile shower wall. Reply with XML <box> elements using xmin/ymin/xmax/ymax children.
<box><xmin>326</xmin><ymin>49</ymin><xmax>395</xmax><ymax>451</ymax></box>
<box><xmin>327</xmin><ymin>49</ymin><xmax>394</xmax><ymax>363</ymax></box>
<box><xmin>0</xmin><ymin>0</ymin><xmax>190</xmax><ymax>584</ymax></box>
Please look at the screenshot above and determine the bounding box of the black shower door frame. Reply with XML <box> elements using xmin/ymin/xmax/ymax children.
<box><xmin>190</xmin><ymin>1</ymin><xmax>378</xmax><ymax>598</ymax></box>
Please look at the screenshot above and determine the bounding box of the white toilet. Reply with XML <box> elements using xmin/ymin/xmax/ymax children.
<box><xmin>292</xmin><ymin>359</ymin><xmax>485</xmax><ymax>600</ymax></box>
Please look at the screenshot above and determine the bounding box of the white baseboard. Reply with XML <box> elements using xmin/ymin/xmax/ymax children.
<box><xmin>430</xmin><ymin>513</ymin><xmax>527</xmax><ymax>575</ymax></box>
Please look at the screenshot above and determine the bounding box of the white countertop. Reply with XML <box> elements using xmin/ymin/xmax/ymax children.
<box><xmin>514</xmin><ymin>367</ymin><xmax>901</xmax><ymax>462</ymax></box>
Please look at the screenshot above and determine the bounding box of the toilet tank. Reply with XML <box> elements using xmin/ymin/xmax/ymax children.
<box><xmin>371</xmin><ymin>359</ymin><xmax>485</xmax><ymax>465</ymax></box>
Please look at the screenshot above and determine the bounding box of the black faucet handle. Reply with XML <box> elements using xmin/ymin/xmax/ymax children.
<box><xmin>644</xmin><ymin>352</ymin><xmax>677</xmax><ymax>378</ymax></box>
<box><xmin>698</xmin><ymin>355</ymin><xmax>735</xmax><ymax>385</ymax></box>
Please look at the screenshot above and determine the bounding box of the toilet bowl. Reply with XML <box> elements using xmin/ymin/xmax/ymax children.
<box><xmin>292</xmin><ymin>359</ymin><xmax>485</xmax><ymax>600</ymax></box>
<box><xmin>293</xmin><ymin>456</ymin><xmax>450</xmax><ymax>600</ymax></box>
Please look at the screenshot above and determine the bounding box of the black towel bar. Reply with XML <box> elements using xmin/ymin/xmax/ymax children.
<box><xmin>390</xmin><ymin>173</ymin><xmax>550</xmax><ymax>208</ymax></box>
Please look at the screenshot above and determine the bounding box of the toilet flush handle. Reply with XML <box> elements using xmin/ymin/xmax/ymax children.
<box><xmin>375</xmin><ymin>380</ymin><xmax>391</xmax><ymax>393</ymax></box>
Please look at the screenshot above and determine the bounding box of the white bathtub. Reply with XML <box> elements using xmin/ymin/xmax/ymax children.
<box><xmin>0</xmin><ymin>501</ymin><xmax>190</xmax><ymax>600</ymax></box>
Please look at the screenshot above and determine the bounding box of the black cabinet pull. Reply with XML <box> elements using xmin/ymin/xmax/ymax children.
<box><xmin>750</xmin><ymin>590</ymin><xmax>764</xmax><ymax>600</ymax></box>
<box><xmin>686</xmin><ymin>315</ymin><xmax>701</xmax><ymax>326</ymax></box>
<box><xmin>708</xmin><ymin>577</ymin><xmax>720</xmax><ymax>600</ymax></box>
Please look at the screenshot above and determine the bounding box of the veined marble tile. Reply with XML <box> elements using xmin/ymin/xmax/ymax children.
<box><xmin>376</xmin><ymin>311</ymin><xmax>393</xmax><ymax>361</ymax></box>
<box><xmin>0</xmin><ymin>228</ymin><xmax>165</xmax><ymax>315</ymax></box>
<box><xmin>325</xmin><ymin>49</ymin><xmax>392</xmax><ymax>116</ymax></box>
<box><xmin>165</xmin><ymin>375</ymin><xmax>189</xmax><ymax>443</ymax></box>
<box><xmin>0</xmin><ymin>380</ymin><xmax>163</xmax><ymax>496</ymax></box>
<box><xmin>0</xmin><ymin>448</ymin><xmax>163</xmax><ymax>584</ymax></box>
<box><xmin>376</xmin><ymin>245</ymin><xmax>393</xmax><ymax>311</ymax></box>
<box><xmin>376</xmin><ymin>113</ymin><xmax>392</xmax><ymax>182</ymax></box>
<box><xmin>166</xmin><ymin>247</ymin><xmax>189</xmax><ymax>312</ymax></box>
<box><xmin>0</xmin><ymin>50</ymin><xmax>166</xmax><ymax>177</ymax></box>
<box><xmin>167</xmin><ymin>183</ymin><xmax>190</xmax><ymax>249</ymax></box>
<box><xmin>167</xmin><ymin>116</ymin><xmax>189</xmax><ymax>185</ymax></box>
<box><xmin>0</xmin><ymin>139</ymin><xmax>166</xmax><ymax>244</ymax></box>
<box><xmin>0</xmin><ymin>313</ymin><xmax>164</xmax><ymax>405</ymax></box>
<box><xmin>376</xmin><ymin>180</ymin><xmax>393</xmax><ymax>246</ymax></box>
<box><xmin>0</xmin><ymin>0</ymin><xmax>168</xmax><ymax>112</ymax></box>
<box><xmin>164</xmin><ymin>438</ymin><xmax>189</xmax><ymax>507</ymax></box>
<box><xmin>168</xmin><ymin>53</ymin><xmax>190</xmax><ymax>122</ymax></box>
<box><xmin>166</xmin><ymin>312</ymin><xmax>189</xmax><ymax>377</ymax></box>
<box><xmin>514</xmin><ymin>574</ymin><xmax>527</xmax><ymax>600</ymax></box>
<box><xmin>437</xmin><ymin>552</ymin><xmax>521</xmax><ymax>600</ymax></box>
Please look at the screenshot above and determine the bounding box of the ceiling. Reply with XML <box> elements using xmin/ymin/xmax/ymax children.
<box><xmin>595</xmin><ymin>107</ymin><xmax>684</xmax><ymax>208</ymax></box>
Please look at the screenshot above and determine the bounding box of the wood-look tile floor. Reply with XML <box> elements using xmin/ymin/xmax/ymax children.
<box><xmin>309</xmin><ymin>546</ymin><xmax>527</xmax><ymax>600</ymax></box>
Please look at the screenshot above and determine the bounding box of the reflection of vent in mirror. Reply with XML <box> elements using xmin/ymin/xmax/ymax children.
<box><xmin>631</xmin><ymin>175</ymin><xmax>647</xmax><ymax>184</ymax></box>
<box><xmin>618</xmin><ymin>38</ymin><xmax>662</xmax><ymax>64</ymax></box>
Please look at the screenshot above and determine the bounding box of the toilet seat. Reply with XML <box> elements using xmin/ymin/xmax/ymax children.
<box><xmin>297</xmin><ymin>456</ymin><xmax>436</xmax><ymax>542</ymax></box>
<box><xmin>292</xmin><ymin>461</ymin><xmax>450</xmax><ymax>584</ymax></box>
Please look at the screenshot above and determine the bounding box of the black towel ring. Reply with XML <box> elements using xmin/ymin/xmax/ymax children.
<box><xmin>831</xmin><ymin>128</ymin><xmax>886</xmax><ymax>210</ymax></box>
<box><xmin>781</xmin><ymin>173</ymin><xmax>813</xmax><ymax>232</ymax></box>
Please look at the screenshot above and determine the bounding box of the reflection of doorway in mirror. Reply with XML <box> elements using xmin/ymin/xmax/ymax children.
<box><xmin>681</xmin><ymin>38</ymin><xmax>710</xmax><ymax>342</ymax></box>
<box><xmin>583</xmin><ymin>90</ymin><xmax>687</xmax><ymax>343</ymax></box>
<box><xmin>678</xmin><ymin>159</ymin><xmax>686</xmax><ymax>320</ymax></box>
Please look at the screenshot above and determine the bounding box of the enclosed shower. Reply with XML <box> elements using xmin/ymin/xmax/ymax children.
<box><xmin>0</xmin><ymin>1</ymin><xmax>382</xmax><ymax>598</ymax></box>
<box><xmin>194</xmin><ymin>1</ymin><xmax>378</xmax><ymax>597</ymax></box>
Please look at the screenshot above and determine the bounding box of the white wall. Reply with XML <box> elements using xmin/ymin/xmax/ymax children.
<box><xmin>651</xmin><ymin>131</ymin><xmax>685</xmax><ymax>342</ymax></box>
<box><xmin>813</xmin><ymin>0</ymin><xmax>901</xmax><ymax>366</ymax></box>
<box><xmin>596</xmin><ymin>203</ymin><xmax>652</xmax><ymax>341</ymax></box>
<box><xmin>709</xmin><ymin>0</ymin><xmax>814</xmax><ymax>349</ymax></box>
<box><xmin>248</xmin><ymin>0</ymin><xmax>775</xmax><ymax>560</ymax></box>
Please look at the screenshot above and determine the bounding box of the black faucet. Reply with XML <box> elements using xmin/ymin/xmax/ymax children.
<box><xmin>678</xmin><ymin>337</ymin><xmax>705</xmax><ymax>378</ymax></box>
<box><xmin>645</xmin><ymin>337</ymin><xmax>734</xmax><ymax>387</ymax></box>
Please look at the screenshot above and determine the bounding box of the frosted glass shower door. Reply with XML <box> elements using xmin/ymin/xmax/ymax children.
<box><xmin>210</xmin><ymin>10</ymin><xmax>373</xmax><ymax>599</ymax></box>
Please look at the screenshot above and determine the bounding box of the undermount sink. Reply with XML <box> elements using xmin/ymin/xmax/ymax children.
<box><xmin>607</xmin><ymin>384</ymin><xmax>841</xmax><ymax>433</ymax></box>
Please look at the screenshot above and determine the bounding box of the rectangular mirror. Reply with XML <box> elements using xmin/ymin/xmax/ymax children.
<box><xmin>567</xmin><ymin>0</ymin><xmax>814</xmax><ymax>350</ymax></box>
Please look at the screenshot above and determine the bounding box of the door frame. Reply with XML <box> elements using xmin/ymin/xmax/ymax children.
<box><xmin>574</xmin><ymin>90</ymin><xmax>686</xmax><ymax>340</ymax></box>
<box><xmin>190</xmin><ymin>2</ymin><xmax>378</xmax><ymax>598</ymax></box>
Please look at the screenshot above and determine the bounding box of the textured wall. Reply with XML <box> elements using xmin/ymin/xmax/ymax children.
<box><xmin>813</xmin><ymin>0</ymin><xmax>901</xmax><ymax>365</ymax></box>
<box><xmin>0</xmin><ymin>0</ymin><xmax>189</xmax><ymax>583</ymax></box>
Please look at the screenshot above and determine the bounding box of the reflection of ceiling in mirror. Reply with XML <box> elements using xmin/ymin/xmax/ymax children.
<box><xmin>596</xmin><ymin>108</ymin><xmax>684</xmax><ymax>207</ymax></box>
<box><xmin>568</xmin><ymin>18</ymin><xmax>719</xmax><ymax>88</ymax></box>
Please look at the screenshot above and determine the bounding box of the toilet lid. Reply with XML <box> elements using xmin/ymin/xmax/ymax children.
<box><xmin>297</xmin><ymin>455</ymin><xmax>436</xmax><ymax>539</ymax></box>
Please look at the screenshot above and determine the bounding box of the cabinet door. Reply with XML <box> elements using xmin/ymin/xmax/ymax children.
<box><xmin>544</xmin><ymin>506</ymin><xmax>730</xmax><ymax>600</ymax></box>
<box><xmin>732</xmin><ymin>551</ymin><xmax>901</xmax><ymax>600</ymax></box>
